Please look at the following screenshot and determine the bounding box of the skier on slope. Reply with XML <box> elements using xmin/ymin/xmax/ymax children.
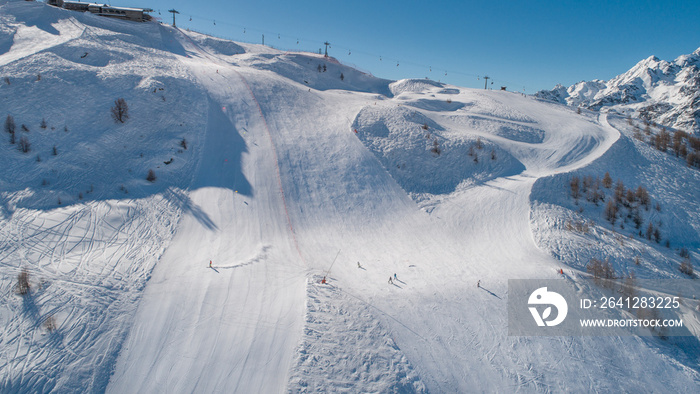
<box><xmin>477</xmin><ymin>280</ymin><xmax>480</xmax><ymax>288</ymax></box>
<box><xmin>388</xmin><ymin>277</ymin><xmax>393</xmax><ymax>285</ymax></box>
<box><xmin>209</xmin><ymin>260</ymin><xmax>212</xmax><ymax>268</ymax></box>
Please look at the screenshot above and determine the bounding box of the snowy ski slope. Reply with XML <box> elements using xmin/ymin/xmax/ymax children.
<box><xmin>1</xmin><ymin>1</ymin><xmax>699</xmax><ymax>392</ymax></box>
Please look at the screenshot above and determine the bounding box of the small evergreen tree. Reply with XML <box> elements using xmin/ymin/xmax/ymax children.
<box><xmin>605</xmin><ymin>200</ymin><xmax>618</xmax><ymax>225</ymax></box>
<box><xmin>146</xmin><ymin>169</ymin><xmax>157</xmax><ymax>182</ymax></box>
<box><xmin>17</xmin><ymin>269</ymin><xmax>30</xmax><ymax>295</ymax></box>
<box><xmin>614</xmin><ymin>180</ymin><xmax>625</xmax><ymax>203</ymax></box>
<box><xmin>44</xmin><ymin>315</ymin><xmax>57</xmax><ymax>332</ymax></box>
<box><xmin>570</xmin><ymin>176</ymin><xmax>581</xmax><ymax>201</ymax></box>
<box><xmin>4</xmin><ymin>115</ymin><xmax>15</xmax><ymax>134</ymax></box>
<box><xmin>587</xmin><ymin>258</ymin><xmax>603</xmax><ymax>280</ymax></box>
<box><xmin>111</xmin><ymin>98</ymin><xmax>129</xmax><ymax>123</ymax></box>
<box><xmin>636</xmin><ymin>185</ymin><xmax>650</xmax><ymax>209</ymax></box>
<box><xmin>602</xmin><ymin>172</ymin><xmax>613</xmax><ymax>188</ymax></box>
<box><xmin>18</xmin><ymin>136</ymin><xmax>30</xmax><ymax>153</ymax></box>
<box><xmin>680</xmin><ymin>259</ymin><xmax>693</xmax><ymax>277</ymax></box>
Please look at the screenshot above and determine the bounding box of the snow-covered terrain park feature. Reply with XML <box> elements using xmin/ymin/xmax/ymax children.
<box><xmin>1</xmin><ymin>1</ymin><xmax>699</xmax><ymax>392</ymax></box>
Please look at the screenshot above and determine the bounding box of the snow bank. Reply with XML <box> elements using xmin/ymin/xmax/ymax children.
<box><xmin>531</xmin><ymin>112</ymin><xmax>700</xmax><ymax>280</ymax></box>
<box><xmin>352</xmin><ymin>104</ymin><xmax>524</xmax><ymax>196</ymax></box>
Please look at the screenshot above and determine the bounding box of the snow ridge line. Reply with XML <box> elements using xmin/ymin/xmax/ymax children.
<box><xmin>230</xmin><ymin>70</ymin><xmax>306</xmax><ymax>265</ymax></box>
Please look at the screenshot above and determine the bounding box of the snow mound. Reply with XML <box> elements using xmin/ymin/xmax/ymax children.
<box><xmin>470</xmin><ymin>93</ymin><xmax>538</xmax><ymax>123</ymax></box>
<box><xmin>352</xmin><ymin>105</ymin><xmax>524</xmax><ymax>195</ymax></box>
<box><xmin>237</xmin><ymin>52</ymin><xmax>393</xmax><ymax>96</ymax></box>
<box><xmin>183</xmin><ymin>31</ymin><xmax>245</xmax><ymax>57</ymax></box>
<box><xmin>449</xmin><ymin>115</ymin><xmax>546</xmax><ymax>143</ymax></box>
<box><xmin>389</xmin><ymin>78</ymin><xmax>446</xmax><ymax>95</ymax></box>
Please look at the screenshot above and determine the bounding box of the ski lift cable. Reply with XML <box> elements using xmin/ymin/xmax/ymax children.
<box><xmin>326</xmin><ymin>43</ymin><xmax>529</xmax><ymax>87</ymax></box>
<box><xmin>186</xmin><ymin>13</ymin><xmax>325</xmax><ymax>47</ymax></box>
<box><xmin>325</xmin><ymin>249</ymin><xmax>341</xmax><ymax>277</ymax></box>
<box><xmin>178</xmin><ymin>13</ymin><xmax>531</xmax><ymax>91</ymax></box>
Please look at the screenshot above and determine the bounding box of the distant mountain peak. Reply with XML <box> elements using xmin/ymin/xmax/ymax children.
<box><xmin>536</xmin><ymin>48</ymin><xmax>700</xmax><ymax>133</ymax></box>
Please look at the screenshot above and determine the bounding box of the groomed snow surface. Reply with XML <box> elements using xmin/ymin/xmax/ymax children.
<box><xmin>1</xmin><ymin>1</ymin><xmax>699</xmax><ymax>392</ymax></box>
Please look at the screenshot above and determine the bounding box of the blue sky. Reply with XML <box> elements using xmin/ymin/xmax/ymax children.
<box><xmin>111</xmin><ymin>0</ymin><xmax>700</xmax><ymax>93</ymax></box>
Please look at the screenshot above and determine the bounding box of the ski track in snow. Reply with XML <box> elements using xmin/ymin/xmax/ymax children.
<box><xmin>1</xmin><ymin>2</ymin><xmax>700</xmax><ymax>392</ymax></box>
<box><xmin>0</xmin><ymin>197</ymin><xmax>179</xmax><ymax>392</ymax></box>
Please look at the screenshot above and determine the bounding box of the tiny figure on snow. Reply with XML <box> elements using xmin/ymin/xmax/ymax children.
<box><xmin>357</xmin><ymin>262</ymin><xmax>361</xmax><ymax>268</ymax></box>
<box><xmin>388</xmin><ymin>277</ymin><xmax>393</xmax><ymax>285</ymax></box>
<box><xmin>394</xmin><ymin>273</ymin><xmax>397</xmax><ymax>280</ymax></box>
<box><xmin>209</xmin><ymin>260</ymin><xmax>212</xmax><ymax>268</ymax></box>
<box><xmin>321</xmin><ymin>276</ymin><xmax>326</xmax><ymax>284</ymax></box>
<box><xmin>477</xmin><ymin>280</ymin><xmax>480</xmax><ymax>288</ymax></box>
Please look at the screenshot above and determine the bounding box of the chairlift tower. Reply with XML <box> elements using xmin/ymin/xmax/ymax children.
<box><xmin>483</xmin><ymin>75</ymin><xmax>490</xmax><ymax>90</ymax></box>
<box><xmin>168</xmin><ymin>9</ymin><xmax>179</xmax><ymax>27</ymax></box>
<box><xmin>324</xmin><ymin>41</ymin><xmax>331</xmax><ymax>57</ymax></box>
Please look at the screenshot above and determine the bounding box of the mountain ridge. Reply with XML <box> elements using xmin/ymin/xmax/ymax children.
<box><xmin>536</xmin><ymin>47</ymin><xmax>700</xmax><ymax>133</ymax></box>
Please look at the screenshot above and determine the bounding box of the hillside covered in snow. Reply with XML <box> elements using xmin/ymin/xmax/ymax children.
<box><xmin>1</xmin><ymin>1</ymin><xmax>699</xmax><ymax>392</ymax></box>
<box><xmin>536</xmin><ymin>48</ymin><xmax>700</xmax><ymax>134</ymax></box>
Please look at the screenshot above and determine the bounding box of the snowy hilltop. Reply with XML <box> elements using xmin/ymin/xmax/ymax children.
<box><xmin>536</xmin><ymin>48</ymin><xmax>700</xmax><ymax>134</ymax></box>
<box><xmin>1</xmin><ymin>1</ymin><xmax>699</xmax><ymax>392</ymax></box>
